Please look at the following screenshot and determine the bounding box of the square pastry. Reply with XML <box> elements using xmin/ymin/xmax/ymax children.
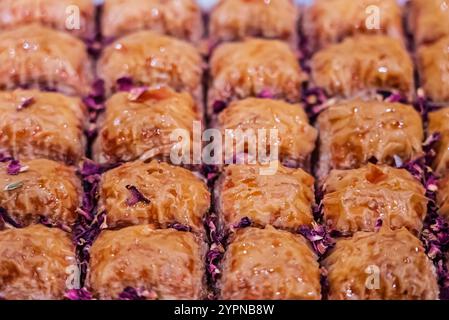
<box><xmin>322</xmin><ymin>164</ymin><xmax>427</xmax><ymax>236</ymax></box>
<box><xmin>0</xmin><ymin>225</ymin><xmax>76</xmax><ymax>300</ymax></box>
<box><xmin>219</xmin><ymin>226</ymin><xmax>321</xmax><ymax>300</ymax></box>
<box><xmin>93</xmin><ymin>87</ymin><xmax>201</xmax><ymax>165</ymax></box>
<box><xmin>428</xmin><ymin>107</ymin><xmax>449</xmax><ymax>175</ymax></box>
<box><xmin>98</xmin><ymin>160</ymin><xmax>210</xmax><ymax>234</ymax></box>
<box><xmin>303</xmin><ymin>0</ymin><xmax>403</xmax><ymax>52</ymax></box>
<box><xmin>310</xmin><ymin>35</ymin><xmax>414</xmax><ymax>99</ymax></box>
<box><xmin>0</xmin><ymin>159</ymin><xmax>82</xmax><ymax>229</ymax></box>
<box><xmin>87</xmin><ymin>225</ymin><xmax>207</xmax><ymax>300</ymax></box>
<box><xmin>209</xmin><ymin>0</ymin><xmax>298</xmax><ymax>46</ymax></box>
<box><xmin>417</xmin><ymin>36</ymin><xmax>449</xmax><ymax>104</ymax></box>
<box><xmin>408</xmin><ymin>0</ymin><xmax>449</xmax><ymax>46</ymax></box>
<box><xmin>214</xmin><ymin>162</ymin><xmax>315</xmax><ymax>232</ymax></box>
<box><xmin>323</xmin><ymin>228</ymin><xmax>439</xmax><ymax>300</ymax></box>
<box><xmin>97</xmin><ymin>31</ymin><xmax>203</xmax><ymax>100</ymax></box>
<box><xmin>0</xmin><ymin>0</ymin><xmax>95</xmax><ymax>39</ymax></box>
<box><xmin>316</xmin><ymin>100</ymin><xmax>423</xmax><ymax>181</ymax></box>
<box><xmin>0</xmin><ymin>24</ymin><xmax>93</xmax><ymax>96</ymax></box>
<box><xmin>0</xmin><ymin>89</ymin><xmax>87</xmax><ymax>165</ymax></box>
<box><xmin>101</xmin><ymin>0</ymin><xmax>203</xmax><ymax>42</ymax></box>
<box><xmin>208</xmin><ymin>38</ymin><xmax>307</xmax><ymax>115</ymax></box>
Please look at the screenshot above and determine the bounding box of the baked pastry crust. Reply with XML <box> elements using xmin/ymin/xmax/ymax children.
<box><xmin>0</xmin><ymin>159</ymin><xmax>82</xmax><ymax>228</ymax></box>
<box><xmin>310</xmin><ymin>35</ymin><xmax>414</xmax><ymax>99</ymax></box>
<box><xmin>323</xmin><ymin>164</ymin><xmax>427</xmax><ymax>235</ymax></box>
<box><xmin>0</xmin><ymin>89</ymin><xmax>87</xmax><ymax>165</ymax></box>
<box><xmin>437</xmin><ymin>175</ymin><xmax>449</xmax><ymax>221</ymax></box>
<box><xmin>219</xmin><ymin>226</ymin><xmax>321</xmax><ymax>300</ymax></box>
<box><xmin>323</xmin><ymin>228</ymin><xmax>439</xmax><ymax>300</ymax></box>
<box><xmin>101</xmin><ymin>0</ymin><xmax>203</xmax><ymax>42</ymax></box>
<box><xmin>0</xmin><ymin>225</ymin><xmax>76</xmax><ymax>300</ymax></box>
<box><xmin>215</xmin><ymin>162</ymin><xmax>315</xmax><ymax>231</ymax></box>
<box><xmin>428</xmin><ymin>107</ymin><xmax>449</xmax><ymax>175</ymax></box>
<box><xmin>98</xmin><ymin>160</ymin><xmax>210</xmax><ymax>233</ymax></box>
<box><xmin>88</xmin><ymin>225</ymin><xmax>207</xmax><ymax>300</ymax></box>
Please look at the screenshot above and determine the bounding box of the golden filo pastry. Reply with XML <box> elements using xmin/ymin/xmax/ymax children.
<box><xmin>87</xmin><ymin>225</ymin><xmax>207</xmax><ymax>300</ymax></box>
<box><xmin>219</xmin><ymin>226</ymin><xmax>321</xmax><ymax>300</ymax></box>
<box><xmin>98</xmin><ymin>160</ymin><xmax>210</xmax><ymax>234</ymax></box>
<box><xmin>208</xmin><ymin>38</ymin><xmax>307</xmax><ymax>114</ymax></box>
<box><xmin>93</xmin><ymin>87</ymin><xmax>200</xmax><ymax>165</ymax></box>
<box><xmin>322</xmin><ymin>164</ymin><xmax>428</xmax><ymax>236</ymax></box>
<box><xmin>216</xmin><ymin>98</ymin><xmax>317</xmax><ymax>169</ymax></box>
<box><xmin>323</xmin><ymin>228</ymin><xmax>439</xmax><ymax>300</ymax></box>
<box><xmin>408</xmin><ymin>0</ymin><xmax>449</xmax><ymax>46</ymax></box>
<box><xmin>209</xmin><ymin>0</ymin><xmax>298</xmax><ymax>45</ymax></box>
<box><xmin>316</xmin><ymin>100</ymin><xmax>424</xmax><ymax>181</ymax></box>
<box><xmin>0</xmin><ymin>24</ymin><xmax>93</xmax><ymax>96</ymax></box>
<box><xmin>417</xmin><ymin>36</ymin><xmax>449</xmax><ymax>104</ymax></box>
<box><xmin>310</xmin><ymin>35</ymin><xmax>414</xmax><ymax>99</ymax></box>
<box><xmin>0</xmin><ymin>225</ymin><xmax>76</xmax><ymax>300</ymax></box>
<box><xmin>214</xmin><ymin>162</ymin><xmax>315</xmax><ymax>231</ymax></box>
<box><xmin>101</xmin><ymin>0</ymin><xmax>203</xmax><ymax>42</ymax></box>
<box><xmin>97</xmin><ymin>31</ymin><xmax>203</xmax><ymax>99</ymax></box>
<box><xmin>0</xmin><ymin>89</ymin><xmax>87</xmax><ymax>165</ymax></box>
<box><xmin>304</xmin><ymin>0</ymin><xmax>404</xmax><ymax>52</ymax></box>
<box><xmin>428</xmin><ymin>107</ymin><xmax>449</xmax><ymax>175</ymax></box>
<box><xmin>0</xmin><ymin>0</ymin><xmax>95</xmax><ymax>39</ymax></box>
<box><xmin>0</xmin><ymin>159</ymin><xmax>82</xmax><ymax>229</ymax></box>
<box><xmin>437</xmin><ymin>175</ymin><xmax>449</xmax><ymax>220</ymax></box>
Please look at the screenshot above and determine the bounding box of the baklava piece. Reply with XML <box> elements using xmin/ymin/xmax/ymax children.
<box><xmin>428</xmin><ymin>107</ymin><xmax>449</xmax><ymax>175</ymax></box>
<box><xmin>323</xmin><ymin>228</ymin><xmax>439</xmax><ymax>300</ymax></box>
<box><xmin>0</xmin><ymin>0</ymin><xmax>95</xmax><ymax>39</ymax></box>
<box><xmin>208</xmin><ymin>38</ymin><xmax>306</xmax><ymax>114</ymax></box>
<box><xmin>408</xmin><ymin>0</ymin><xmax>449</xmax><ymax>46</ymax></box>
<box><xmin>323</xmin><ymin>164</ymin><xmax>427</xmax><ymax>235</ymax></box>
<box><xmin>417</xmin><ymin>36</ymin><xmax>449</xmax><ymax>104</ymax></box>
<box><xmin>101</xmin><ymin>0</ymin><xmax>203</xmax><ymax>42</ymax></box>
<box><xmin>0</xmin><ymin>24</ymin><xmax>93</xmax><ymax>96</ymax></box>
<box><xmin>216</xmin><ymin>98</ymin><xmax>317</xmax><ymax>168</ymax></box>
<box><xmin>0</xmin><ymin>89</ymin><xmax>87</xmax><ymax>165</ymax></box>
<box><xmin>437</xmin><ymin>175</ymin><xmax>449</xmax><ymax>221</ymax></box>
<box><xmin>88</xmin><ymin>225</ymin><xmax>207</xmax><ymax>300</ymax></box>
<box><xmin>219</xmin><ymin>226</ymin><xmax>321</xmax><ymax>300</ymax></box>
<box><xmin>97</xmin><ymin>31</ymin><xmax>203</xmax><ymax>99</ymax></box>
<box><xmin>0</xmin><ymin>159</ymin><xmax>82</xmax><ymax>228</ymax></box>
<box><xmin>316</xmin><ymin>100</ymin><xmax>423</xmax><ymax>181</ymax></box>
<box><xmin>0</xmin><ymin>225</ymin><xmax>76</xmax><ymax>300</ymax></box>
<box><xmin>93</xmin><ymin>87</ymin><xmax>200</xmax><ymax>164</ymax></box>
<box><xmin>304</xmin><ymin>0</ymin><xmax>403</xmax><ymax>52</ymax></box>
<box><xmin>215</xmin><ymin>163</ymin><xmax>315</xmax><ymax>231</ymax></box>
<box><xmin>209</xmin><ymin>0</ymin><xmax>298</xmax><ymax>45</ymax></box>
<box><xmin>98</xmin><ymin>160</ymin><xmax>210</xmax><ymax>233</ymax></box>
<box><xmin>310</xmin><ymin>35</ymin><xmax>414</xmax><ymax>99</ymax></box>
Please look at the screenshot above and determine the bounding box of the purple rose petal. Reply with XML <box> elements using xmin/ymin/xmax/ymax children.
<box><xmin>126</xmin><ymin>185</ymin><xmax>151</xmax><ymax>206</ymax></box>
<box><xmin>117</xmin><ymin>77</ymin><xmax>134</xmax><ymax>92</ymax></box>
<box><xmin>16</xmin><ymin>97</ymin><xmax>35</xmax><ymax>111</ymax></box>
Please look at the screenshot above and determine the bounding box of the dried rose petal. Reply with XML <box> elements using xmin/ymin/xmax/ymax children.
<box><xmin>126</xmin><ymin>185</ymin><xmax>151</xmax><ymax>206</ymax></box>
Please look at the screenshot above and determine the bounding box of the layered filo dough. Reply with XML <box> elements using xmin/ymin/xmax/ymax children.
<box><xmin>316</xmin><ymin>100</ymin><xmax>424</xmax><ymax>180</ymax></box>
<box><xmin>209</xmin><ymin>0</ymin><xmax>298</xmax><ymax>45</ymax></box>
<box><xmin>0</xmin><ymin>225</ymin><xmax>76</xmax><ymax>300</ymax></box>
<box><xmin>97</xmin><ymin>31</ymin><xmax>203</xmax><ymax>98</ymax></box>
<box><xmin>93</xmin><ymin>87</ymin><xmax>200</xmax><ymax>164</ymax></box>
<box><xmin>310</xmin><ymin>35</ymin><xmax>414</xmax><ymax>99</ymax></box>
<box><xmin>0</xmin><ymin>24</ymin><xmax>93</xmax><ymax>96</ymax></box>
<box><xmin>219</xmin><ymin>226</ymin><xmax>321</xmax><ymax>300</ymax></box>
<box><xmin>0</xmin><ymin>159</ymin><xmax>82</xmax><ymax>229</ymax></box>
<box><xmin>323</xmin><ymin>228</ymin><xmax>439</xmax><ymax>300</ymax></box>
<box><xmin>322</xmin><ymin>164</ymin><xmax>428</xmax><ymax>236</ymax></box>
<box><xmin>101</xmin><ymin>0</ymin><xmax>203</xmax><ymax>42</ymax></box>
<box><xmin>0</xmin><ymin>0</ymin><xmax>95</xmax><ymax>39</ymax></box>
<box><xmin>408</xmin><ymin>0</ymin><xmax>449</xmax><ymax>46</ymax></box>
<box><xmin>88</xmin><ymin>225</ymin><xmax>207</xmax><ymax>300</ymax></box>
<box><xmin>437</xmin><ymin>175</ymin><xmax>449</xmax><ymax>221</ymax></box>
<box><xmin>417</xmin><ymin>36</ymin><xmax>449</xmax><ymax>104</ymax></box>
<box><xmin>0</xmin><ymin>89</ymin><xmax>87</xmax><ymax>165</ymax></box>
<box><xmin>208</xmin><ymin>39</ymin><xmax>307</xmax><ymax>113</ymax></box>
<box><xmin>216</xmin><ymin>98</ymin><xmax>317</xmax><ymax>168</ymax></box>
<box><xmin>428</xmin><ymin>107</ymin><xmax>449</xmax><ymax>175</ymax></box>
<box><xmin>304</xmin><ymin>0</ymin><xmax>404</xmax><ymax>52</ymax></box>
<box><xmin>215</xmin><ymin>163</ymin><xmax>315</xmax><ymax>231</ymax></box>
<box><xmin>98</xmin><ymin>160</ymin><xmax>210</xmax><ymax>233</ymax></box>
